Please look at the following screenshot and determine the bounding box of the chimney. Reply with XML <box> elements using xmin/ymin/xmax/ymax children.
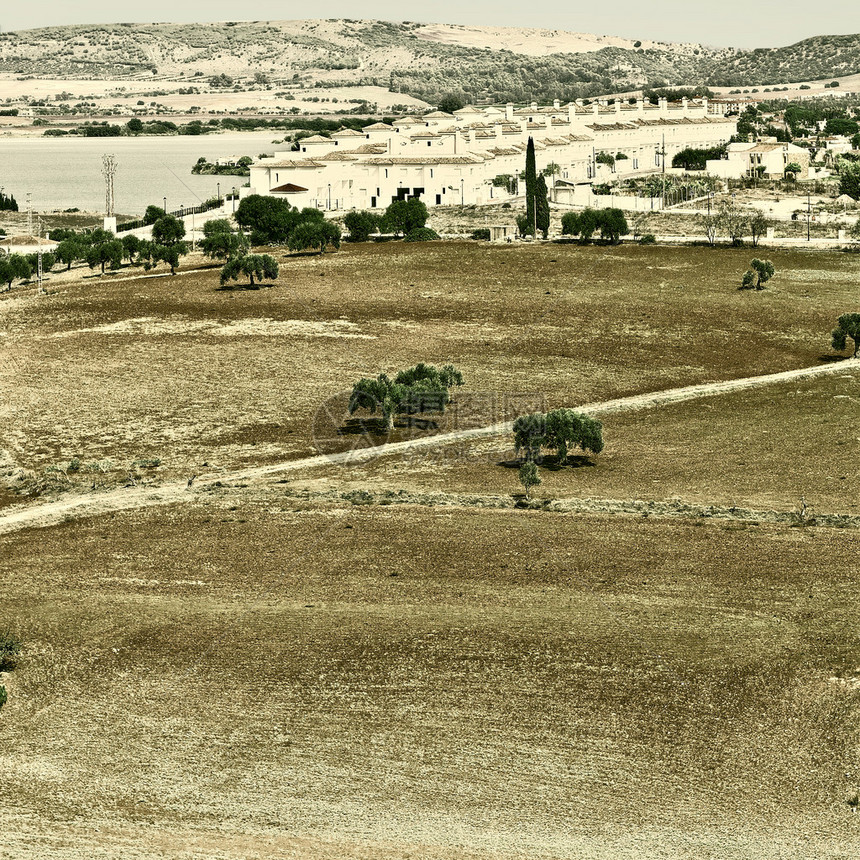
<box><xmin>702</xmin><ymin>97</ymin><xmax>709</xmax><ymax>115</ymax></box>
<box><xmin>615</xmin><ymin>100</ymin><xmax>622</xmax><ymax>115</ymax></box>
<box><xmin>568</xmin><ymin>102</ymin><xmax>577</xmax><ymax>124</ymax></box>
<box><xmin>592</xmin><ymin>103</ymin><xmax>600</xmax><ymax>117</ymax></box>
<box><xmin>636</xmin><ymin>98</ymin><xmax>645</xmax><ymax>113</ymax></box>
<box><xmin>553</xmin><ymin>99</ymin><xmax>560</xmax><ymax>110</ymax></box>
<box><xmin>531</xmin><ymin>101</ymin><xmax>538</xmax><ymax>111</ymax></box>
<box><xmin>681</xmin><ymin>97</ymin><xmax>689</xmax><ymax>112</ymax></box>
<box><xmin>659</xmin><ymin>97</ymin><xmax>668</xmax><ymax>114</ymax></box>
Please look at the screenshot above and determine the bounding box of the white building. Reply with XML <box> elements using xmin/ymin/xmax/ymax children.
<box><xmin>249</xmin><ymin>98</ymin><xmax>737</xmax><ymax>211</ymax></box>
<box><xmin>706</xmin><ymin>139</ymin><xmax>810</xmax><ymax>180</ymax></box>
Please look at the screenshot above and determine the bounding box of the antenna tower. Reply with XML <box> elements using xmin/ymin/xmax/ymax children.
<box><xmin>102</xmin><ymin>154</ymin><xmax>117</xmax><ymax>218</ymax></box>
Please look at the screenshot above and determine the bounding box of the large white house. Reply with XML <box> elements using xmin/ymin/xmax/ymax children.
<box><xmin>248</xmin><ymin>98</ymin><xmax>738</xmax><ymax>211</ymax></box>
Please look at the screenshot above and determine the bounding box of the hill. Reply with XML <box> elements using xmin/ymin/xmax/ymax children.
<box><xmin>0</xmin><ymin>20</ymin><xmax>859</xmax><ymax>104</ymax></box>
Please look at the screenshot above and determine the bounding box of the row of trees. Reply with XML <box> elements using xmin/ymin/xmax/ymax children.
<box><xmin>348</xmin><ymin>363</ymin><xmax>464</xmax><ymax>430</ymax></box>
<box><xmin>699</xmin><ymin>202</ymin><xmax>771</xmax><ymax>247</ymax></box>
<box><xmin>561</xmin><ymin>208</ymin><xmax>629</xmax><ymax>244</ymax></box>
<box><xmin>233</xmin><ymin>195</ymin><xmax>341</xmax><ymax>253</ymax></box>
<box><xmin>0</xmin><ymin>191</ymin><xmax>18</xmax><ymax>212</ymax></box>
<box><xmin>343</xmin><ymin>198</ymin><xmax>434</xmax><ymax>242</ymax></box>
<box><xmin>50</xmin><ymin>216</ymin><xmax>190</xmax><ymax>275</ymax></box>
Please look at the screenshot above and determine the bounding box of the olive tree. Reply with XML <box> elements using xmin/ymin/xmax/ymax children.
<box><xmin>514</xmin><ymin>409</ymin><xmax>604</xmax><ymax>464</ymax></box>
<box><xmin>288</xmin><ymin>220</ymin><xmax>341</xmax><ymax>255</ymax></box>
<box><xmin>831</xmin><ymin>313</ymin><xmax>860</xmax><ymax>357</ymax></box>
<box><xmin>740</xmin><ymin>258</ymin><xmax>775</xmax><ymax>290</ymax></box>
<box><xmin>348</xmin><ymin>374</ymin><xmax>409</xmax><ymax>430</ymax></box>
<box><xmin>219</xmin><ymin>253</ymin><xmax>279</xmax><ymax>287</ymax></box>
<box><xmin>518</xmin><ymin>461</ymin><xmax>541</xmax><ymax>499</ymax></box>
<box><xmin>348</xmin><ymin>363</ymin><xmax>464</xmax><ymax>431</ymax></box>
<box><xmin>201</xmin><ymin>218</ymin><xmax>247</xmax><ymax>260</ymax></box>
<box><xmin>748</xmin><ymin>211</ymin><xmax>770</xmax><ymax>247</ymax></box>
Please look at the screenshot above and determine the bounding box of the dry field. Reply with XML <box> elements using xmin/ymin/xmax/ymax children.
<box><xmin>3</xmin><ymin>497</ymin><xmax>860</xmax><ymax>858</ymax></box>
<box><xmin>2</xmin><ymin>240</ymin><xmax>860</xmax><ymax>858</ymax></box>
<box><xmin>2</xmin><ymin>241</ymin><xmax>858</xmax><ymax>506</ymax></box>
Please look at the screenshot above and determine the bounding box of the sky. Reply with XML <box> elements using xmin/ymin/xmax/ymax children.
<box><xmin>2</xmin><ymin>0</ymin><xmax>858</xmax><ymax>49</ymax></box>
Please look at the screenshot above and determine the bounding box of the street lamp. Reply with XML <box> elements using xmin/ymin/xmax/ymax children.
<box><xmin>163</xmin><ymin>196</ymin><xmax>167</xmax><ymax>214</ymax></box>
<box><xmin>327</xmin><ymin>183</ymin><xmax>331</xmax><ymax>210</ymax></box>
<box><xmin>217</xmin><ymin>182</ymin><xmax>220</xmax><ymax>207</ymax></box>
<box><xmin>460</xmin><ymin>177</ymin><xmax>464</xmax><ymax>205</ymax></box>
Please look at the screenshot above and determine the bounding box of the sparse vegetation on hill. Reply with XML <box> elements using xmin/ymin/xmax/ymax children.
<box><xmin>2</xmin><ymin>20</ymin><xmax>860</xmax><ymax>104</ymax></box>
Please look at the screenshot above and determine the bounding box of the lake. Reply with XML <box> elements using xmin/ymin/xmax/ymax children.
<box><xmin>0</xmin><ymin>132</ymin><xmax>284</xmax><ymax>216</ymax></box>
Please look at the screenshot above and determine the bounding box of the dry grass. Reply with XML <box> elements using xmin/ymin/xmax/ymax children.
<box><xmin>4</xmin><ymin>241</ymin><xmax>860</xmax><ymax>857</ymax></box>
<box><xmin>319</xmin><ymin>365</ymin><xmax>860</xmax><ymax>516</ymax></box>
<box><xmin>2</xmin><ymin>242</ymin><xmax>858</xmax><ymax>507</ymax></box>
<box><xmin>3</xmin><ymin>499</ymin><xmax>860</xmax><ymax>858</ymax></box>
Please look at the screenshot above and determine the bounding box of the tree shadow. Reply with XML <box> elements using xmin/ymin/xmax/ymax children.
<box><xmin>818</xmin><ymin>353</ymin><xmax>852</xmax><ymax>363</ymax></box>
<box><xmin>215</xmin><ymin>281</ymin><xmax>275</xmax><ymax>292</ymax></box>
<box><xmin>339</xmin><ymin>417</ymin><xmax>390</xmax><ymax>436</ymax></box>
<box><xmin>498</xmin><ymin>454</ymin><xmax>596</xmax><ymax>470</ymax></box>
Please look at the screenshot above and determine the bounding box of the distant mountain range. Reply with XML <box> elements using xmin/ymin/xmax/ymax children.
<box><xmin>1</xmin><ymin>20</ymin><xmax>859</xmax><ymax>103</ymax></box>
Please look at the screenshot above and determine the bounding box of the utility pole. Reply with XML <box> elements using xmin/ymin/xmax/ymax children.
<box><xmin>807</xmin><ymin>189</ymin><xmax>811</xmax><ymax>242</ymax></box>
<box><xmin>36</xmin><ymin>218</ymin><xmax>44</xmax><ymax>294</ymax></box>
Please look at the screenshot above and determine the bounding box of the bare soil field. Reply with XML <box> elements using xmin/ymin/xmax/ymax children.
<box><xmin>3</xmin><ymin>498</ymin><xmax>860</xmax><ymax>859</ymax></box>
<box><xmin>3</xmin><ymin>240</ymin><xmax>860</xmax><ymax>858</ymax></box>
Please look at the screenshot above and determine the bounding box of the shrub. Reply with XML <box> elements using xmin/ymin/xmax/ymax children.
<box><xmin>638</xmin><ymin>233</ymin><xmax>656</xmax><ymax>244</ymax></box>
<box><xmin>470</xmin><ymin>228</ymin><xmax>491</xmax><ymax>241</ymax></box>
<box><xmin>0</xmin><ymin>686</ymin><xmax>6</xmax><ymax>710</ymax></box>
<box><xmin>403</xmin><ymin>227</ymin><xmax>439</xmax><ymax>242</ymax></box>
<box><xmin>0</xmin><ymin>631</ymin><xmax>22</xmax><ymax>671</ymax></box>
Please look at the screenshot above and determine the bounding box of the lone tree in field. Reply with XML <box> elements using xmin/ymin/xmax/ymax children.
<box><xmin>518</xmin><ymin>461</ymin><xmax>541</xmax><ymax>499</ymax></box>
<box><xmin>524</xmin><ymin>136</ymin><xmax>537</xmax><ymax>237</ymax></box>
<box><xmin>348</xmin><ymin>374</ymin><xmax>409</xmax><ymax>430</ymax></box>
<box><xmin>514</xmin><ymin>409</ymin><xmax>604</xmax><ymax>464</ymax></box>
<box><xmin>348</xmin><ymin>363</ymin><xmax>464</xmax><ymax>431</ymax></box>
<box><xmin>831</xmin><ymin>313</ymin><xmax>860</xmax><ymax>357</ymax></box>
<box><xmin>740</xmin><ymin>258</ymin><xmax>775</xmax><ymax>290</ymax></box>
<box><xmin>219</xmin><ymin>253</ymin><xmax>279</xmax><ymax>287</ymax></box>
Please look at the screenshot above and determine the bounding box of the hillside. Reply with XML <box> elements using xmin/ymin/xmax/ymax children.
<box><xmin>0</xmin><ymin>20</ymin><xmax>859</xmax><ymax>104</ymax></box>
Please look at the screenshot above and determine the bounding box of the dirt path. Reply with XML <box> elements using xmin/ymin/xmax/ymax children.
<box><xmin>1</xmin><ymin>357</ymin><xmax>856</xmax><ymax>536</ymax></box>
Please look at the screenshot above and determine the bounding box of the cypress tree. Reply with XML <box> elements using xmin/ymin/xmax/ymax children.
<box><xmin>535</xmin><ymin>174</ymin><xmax>550</xmax><ymax>239</ymax></box>
<box><xmin>524</xmin><ymin>137</ymin><xmax>536</xmax><ymax>237</ymax></box>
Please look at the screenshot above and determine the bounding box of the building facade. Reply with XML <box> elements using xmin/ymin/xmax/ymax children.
<box><xmin>249</xmin><ymin>98</ymin><xmax>738</xmax><ymax>211</ymax></box>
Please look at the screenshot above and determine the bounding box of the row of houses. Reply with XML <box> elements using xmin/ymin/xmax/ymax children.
<box><xmin>248</xmin><ymin>99</ymin><xmax>739</xmax><ymax>211</ymax></box>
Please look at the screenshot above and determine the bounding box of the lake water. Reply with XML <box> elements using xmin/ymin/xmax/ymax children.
<box><xmin>0</xmin><ymin>132</ymin><xmax>283</xmax><ymax>216</ymax></box>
